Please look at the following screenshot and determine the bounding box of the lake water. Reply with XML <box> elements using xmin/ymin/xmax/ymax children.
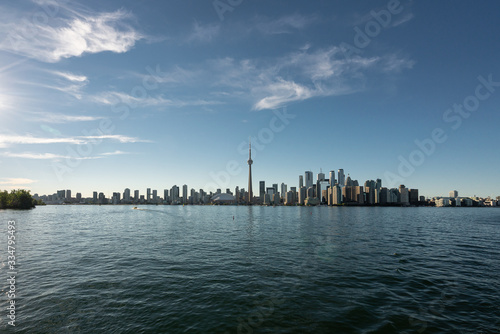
<box><xmin>0</xmin><ymin>205</ymin><xmax>499</xmax><ymax>333</ymax></box>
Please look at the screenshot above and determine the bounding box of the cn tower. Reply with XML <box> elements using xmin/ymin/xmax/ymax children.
<box><xmin>247</xmin><ymin>139</ymin><xmax>253</xmax><ymax>204</ymax></box>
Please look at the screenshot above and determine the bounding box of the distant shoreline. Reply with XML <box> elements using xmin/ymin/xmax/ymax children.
<box><xmin>36</xmin><ymin>203</ymin><xmax>499</xmax><ymax>208</ymax></box>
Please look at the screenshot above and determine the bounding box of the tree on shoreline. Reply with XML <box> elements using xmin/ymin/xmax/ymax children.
<box><xmin>0</xmin><ymin>189</ymin><xmax>42</xmax><ymax>210</ymax></box>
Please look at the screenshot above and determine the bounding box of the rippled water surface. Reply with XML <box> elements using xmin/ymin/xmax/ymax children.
<box><xmin>1</xmin><ymin>206</ymin><xmax>499</xmax><ymax>333</ymax></box>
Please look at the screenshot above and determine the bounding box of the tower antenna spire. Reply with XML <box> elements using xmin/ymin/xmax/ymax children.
<box><xmin>247</xmin><ymin>137</ymin><xmax>253</xmax><ymax>204</ymax></box>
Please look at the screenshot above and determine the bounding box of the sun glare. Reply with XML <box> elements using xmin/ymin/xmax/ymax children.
<box><xmin>0</xmin><ymin>93</ymin><xmax>11</xmax><ymax>113</ymax></box>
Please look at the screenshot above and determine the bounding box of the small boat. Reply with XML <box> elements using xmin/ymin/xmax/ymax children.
<box><xmin>133</xmin><ymin>207</ymin><xmax>138</xmax><ymax>210</ymax></box>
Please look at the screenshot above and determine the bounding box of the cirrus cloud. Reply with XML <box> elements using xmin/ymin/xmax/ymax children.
<box><xmin>0</xmin><ymin>177</ymin><xmax>36</xmax><ymax>185</ymax></box>
<box><xmin>0</xmin><ymin>133</ymin><xmax>152</xmax><ymax>148</ymax></box>
<box><xmin>0</xmin><ymin>6</ymin><xmax>143</xmax><ymax>63</ymax></box>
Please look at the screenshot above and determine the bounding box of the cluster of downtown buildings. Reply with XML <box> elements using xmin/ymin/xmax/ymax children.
<box><xmin>34</xmin><ymin>169</ymin><xmax>499</xmax><ymax>207</ymax></box>
<box><xmin>35</xmin><ymin>169</ymin><xmax>425</xmax><ymax>206</ymax></box>
<box><xmin>255</xmin><ymin>170</ymin><xmax>424</xmax><ymax>206</ymax></box>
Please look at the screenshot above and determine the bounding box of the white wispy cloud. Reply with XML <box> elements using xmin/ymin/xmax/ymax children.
<box><xmin>254</xmin><ymin>53</ymin><xmax>413</xmax><ymax>109</ymax></box>
<box><xmin>203</xmin><ymin>46</ymin><xmax>414</xmax><ymax>110</ymax></box>
<box><xmin>0</xmin><ymin>134</ymin><xmax>151</xmax><ymax>147</ymax></box>
<box><xmin>0</xmin><ymin>134</ymin><xmax>85</xmax><ymax>146</ymax></box>
<box><xmin>28</xmin><ymin>111</ymin><xmax>104</xmax><ymax>123</ymax></box>
<box><xmin>49</xmin><ymin>70</ymin><xmax>88</xmax><ymax>99</ymax></box>
<box><xmin>134</xmin><ymin>65</ymin><xmax>200</xmax><ymax>85</ymax></box>
<box><xmin>188</xmin><ymin>21</ymin><xmax>220</xmax><ymax>42</ymax></box>
<box><xmin>0</xmin><ymin>151</ymin><xmax>100</xmax><ymax>160</ymax></box>
<box><xmin>52</xmin><ymin>71</ymin><xmax>88</xmax><ymax>82</ymax></box>
<box><xmin>83</xmin><ymin>135</ymin><xmax>152</xmax><ymax>143</ymax></box>
<box><xmin>0</xmin><ymin>178</ymin><xmax>36</xmax><ymax>185</ymax></box>
<box><xmin>252</xmin><ymin>13</ymin><xmax>317</xmax><ymax>34</ymax></box>
<box><xmin>1</xmin><ymin>150</ymin><xmax>134</xmax><ymax>161</ymax></box>
<box><xmin>100</xmin><ymin>43</ymin><xmax>412</xmax><ymax>112</ymax></box>
<box><xmin>16</xmin><ymin>69</ymin><xmax>89</xmax><ymax>99</ymax></box>
<box><xmin>207</xmin><ymin>57</ymin><xmax>257</xmax><ymax>89</ymax></box>
<box><xmin>18</xmin><ymin>80</ymin><xmax>87</xmax><ymax>99</ymax></box>
<box><xmin>92</xmin><ymin>91</ymin><xmax>222</xmax><ymax>108</ymax></box>
<box><xmin>0</xmin><ymin>58</ymin><xmax>28</xmax><ymax>73</ymax></box>
<box><xmin>253</xmin><ymin>79</ymin><xmax>314</xmax><ymax>111</ymax></box>
<box><xmin>99</xmin><ymin>150</ymin><xmax>130</xmax><ymax>156</ymax></box>
<box><xmin>0</xmin><ymin>6</ymin><xmax>142</xmax><ymax>62</ymax></box>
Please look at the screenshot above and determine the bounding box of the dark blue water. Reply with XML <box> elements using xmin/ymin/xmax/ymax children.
<box><xmin>1</xmin><ymin>206</ymin><xmax>499</xmax><ymax>333</ymax></box>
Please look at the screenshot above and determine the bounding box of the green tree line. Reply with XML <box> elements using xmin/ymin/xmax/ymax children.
<box><xmin>0</xmin><ymin>189</ymin><xmax>44</xmax><ymax>209</ymax></box>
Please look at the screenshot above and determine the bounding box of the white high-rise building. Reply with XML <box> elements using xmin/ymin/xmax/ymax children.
<box><xmin>298</xmin><ymin>187</ymin><xmax>307</xmax><ymax>205</ymax></box>
<box><xmin>338</xmin><ymin>169</ymin><xmax>345</xmax><ymax>187</ymax></box>
<box><xmin>329</xmin><ymin>170</ymin><xmax>336</xmax><ymax>187</ymax></box>
<box><xmin>449</xmin><ymin>190</ymin><xmax>458</xmax><ymax>198</ymax></box>
<box><xmin>328</xmin><ymin>185</ymin><xmax>342</xmax><ymax>205</ymax></box>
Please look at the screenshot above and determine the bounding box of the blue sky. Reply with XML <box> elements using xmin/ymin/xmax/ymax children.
<box><xmin>0</xmin><ymin>0</ymin><xmax>499</xmax><ymax>198</ymax></box>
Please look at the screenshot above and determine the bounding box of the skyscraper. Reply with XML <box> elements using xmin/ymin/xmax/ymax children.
<box><xmin>170</xmin><ymin>185</ymin><xmax>179</xmax><ymax>204</ymax></box>
<box><xmin>338</xmin><ymin>169</ymin><xmax>345</xmax><ymax>187</ymax></box>
<box><xmin>247</xmin><ymin>140</ymin><xmax>253</xmax><ymax>204</ymax></box>
<box><xmin>299</xmin><ymin>175</ymin><xmax>303</xmax><ymax>189</ymax></box>
<box><xmin>317</xmin><ymin>180</ymin><xmax>330</xmax><ymax>202</ymax></box>
<box><xmin>305</xmin><ymin>171</ymin><xmax>313</xmax><ymax>189</ymax></box>
<box><xmin>375</xmin><ymin>179</ymin><xmax>382</xmax><ymax>204</ymax></box>
<box><xmin>364</xmin><ymin>180</ymin><xmax>375</xmax><ymax>205</ymax></box>
<box><xmin>57</xmin><ymin>190</ymin><xmax>65</xmax><ymax>200</ymax></box>
<box><xmin>259</xmin><ymin>181</ymin><xmax>265</xmax><ymax>202</ymax></box>
<box><xmin>332</xmin><ymin>185</ymin><xmax>342</xmax><ymax>205</ymax></box>
<box><xmin>183</xmin><ymin>184</ymin><xmax>188</xmax><ymax>204</ymax></box>
<box><xmin>346</xmin><ymin>174</ymin><xmax>353</xmax><ymax>187</ymax></box>
<box><xmin>298</xmin><ymin>186</ymin><xmax>306</xmax><ymax>205</ymax></box>
<box><xmin>329</xmin><ymin>170</ymin><xmax>336</xmax><ymax>187</ymax></box>
<box><xmin>280</xmin><ymin>183</ymin><xmax>287</xmax><ymax>199</ymax></box>
<box><xmin>399</xmin><ymin>185</ymin><xmax>409</xmax><ymax>205</ymax></box>
<box><xmin>123</xmin><ymin>188</ymin><xmax>131</xmax><ymax>202</ymax></box>
<box><xmin>316</xmin><ymin>171</ymin><xmax>325</xmax><ymax>200</ymax></box>
<box><xmin>409</xmin><ymin>189</ymin><xmax>419</xmax><ymax>205</ymax></box>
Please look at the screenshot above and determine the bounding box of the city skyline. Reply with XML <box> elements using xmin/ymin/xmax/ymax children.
<box><xmin>36</xmin><ymin>169</ymin><xmax>499</xmax><ymax>208</ymax></box>
<box><xmin>1</xmin><ymin>1</ymin><xmax>499</xmax><ymax>198</ymax></box>
<box><xmin>33</xmin><ymin>166</ymin><xmax>495</xmax><ymax>203</ymax></box>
